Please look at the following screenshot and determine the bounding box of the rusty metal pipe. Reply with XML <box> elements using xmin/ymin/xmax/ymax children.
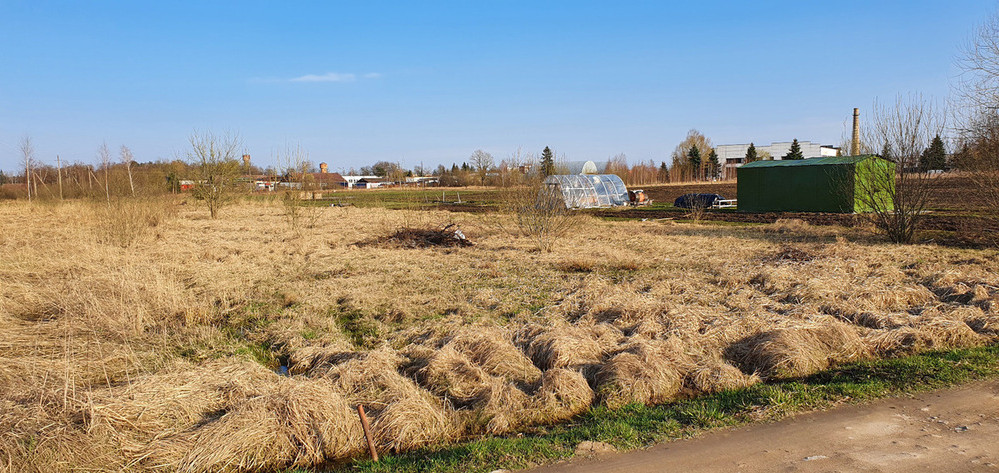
<box><xmin>357</xmin><ymin>405</ymin><xmax>378</xmax><ymax>462</ymax></box>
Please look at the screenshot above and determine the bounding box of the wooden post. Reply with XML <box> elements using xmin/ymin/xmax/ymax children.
<box><xmin>357</xmin><ymin>405</ymin><xmax>378</xmax><ymax>462</ymax></box>
<box><xmin>56</xmin><ymin>154</ymin><xmax>63</xmax><ymax>200</ymax></box>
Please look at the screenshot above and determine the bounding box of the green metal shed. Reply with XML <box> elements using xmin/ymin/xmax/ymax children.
<box><xmin>736</xmin><ymin>155</ymin><xmax>894</xmax><ymax>213</ymax></box>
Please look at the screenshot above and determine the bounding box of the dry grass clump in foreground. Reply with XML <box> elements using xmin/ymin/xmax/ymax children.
<box><xmin>2</xmin><ymin>200</ymin><xmax>999</xmax><ymax>472</ymax></box>
<box><xmin>92</xmin><ymin>362</ymin><xmax>363</xmax><ymax>472</ymax></box>
<box><xmin>725</xmin><ymin>322</ymin><xmax>869</xmax><ymax>378</ymax></box>
<box><xmin>595</xmin><ymin>337</ymin><xmax>686</xmax><ymax>408</ymax></box>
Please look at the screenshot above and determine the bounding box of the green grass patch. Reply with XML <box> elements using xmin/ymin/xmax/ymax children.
<box><xmin>327</xmin><ymin>343</ymin><xmax>999</xmax><ymax>473</ymax></box>
<box><xmin>334</xmin><ymin>308</ymin><xmax>382</xmax><ymax>349</ymax></box>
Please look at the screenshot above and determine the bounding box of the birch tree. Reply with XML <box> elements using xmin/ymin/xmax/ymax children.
<box><xmin>19</xmin><ymin>136</ymin><xmax>33</xmax><ymax>202</ymax></box>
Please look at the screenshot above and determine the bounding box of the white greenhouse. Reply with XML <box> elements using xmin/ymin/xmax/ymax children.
<box><xmin>544</xmin><ymin>174</ymin><xmax>630</xmax><ymax>209</ymax></box>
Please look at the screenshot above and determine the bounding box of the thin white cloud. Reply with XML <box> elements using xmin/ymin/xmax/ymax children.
<box><xmin>286</xmin><ymin>72</ymin><xmax>383</xmax><ymax>83</ymax></box>
<box><xmin>290</xmin><ymin>72</ymin><xmax>356</xmax><ymax>83</ymax></box>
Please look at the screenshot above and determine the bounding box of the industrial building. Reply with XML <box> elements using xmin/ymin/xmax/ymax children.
<box><xmin>716</xmin><ymin>141</ymin><xmax>839</xmax><ymax>179</ymax></box>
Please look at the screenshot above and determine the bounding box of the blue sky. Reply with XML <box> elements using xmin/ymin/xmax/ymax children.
<box><xmin>0</xmin><ymin>1</ymin><xmax>994</xmax><ymax>173</ymax></box>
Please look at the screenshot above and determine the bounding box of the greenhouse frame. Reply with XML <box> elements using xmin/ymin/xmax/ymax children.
<box><xmin>544</xmin><ymin>174</ymin><xmax>630</xmax><ymax>209</ymax></box>
<box><xmin>736</xmin><ymin>155</ymin><xmax>895</xmax><ymax>213</ymax></box>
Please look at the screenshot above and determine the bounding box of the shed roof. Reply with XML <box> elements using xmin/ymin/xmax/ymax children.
<box><xmin>740</xmin><ymin>155</ymin><xmax>878</xmax><ymax>169</ymax></box>
<box><xmin>308</xmin><ymin>172</ymin><xmax>346</xmax><ymax>183</ymax></box>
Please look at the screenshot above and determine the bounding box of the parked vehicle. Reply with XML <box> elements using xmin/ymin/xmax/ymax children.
<box><xmin>673</xmin><ymin>193</ymin><xmax>724</xmax><ymax>209</ymax></box>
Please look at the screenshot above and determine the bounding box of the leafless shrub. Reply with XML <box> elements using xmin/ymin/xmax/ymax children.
<box><xmin>501</xmin><ymin>180</ymin><xmax>580</xmax><ymax>252</ymax></box>
<box><xmin>278</xmin><ymin>144</ymin><xmax>321</xmax><ymax>231</ymax></box>
<box><xmin>858</xmin><ymin>94</ymin><xmax>944</xmax><ymax>243</ymax></box>
<box><xmin>685</xmin><ymin>197</ymin><xmax>709</xmax><ymax>223</ymax></box>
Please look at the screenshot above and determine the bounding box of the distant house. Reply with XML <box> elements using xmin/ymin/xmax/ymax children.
<box><xmin>341</xmin><ymin>175</ymin><xmax>380</xmax><ymax>189</ymax></box>
<box><xmin>355</xmin><ymin>178</ymin><xmax>388</xmax><ymax>189</ymax></box>
<box><xmin>254</xmin><ymin>179</ymin><xmax>278</xmax><ymax>191</ymax></box>
<box><xmin>244</xmin><ymin>174</ymin><xmax>279</xmax><ymax>191</ymax></box>
<box><xmin>179</xmin><ymin>180</ymin><xmax>195</xmax><ymax>191</ymax></box>
<box><xmin>308</xmin><ymin>171</ymin><xmax>347</xmax><ymax>189</ymax></box>
<box><xmin>405</xmin><ymin>176</ymin><xmax>439</xmax><ymax>186</ymax></box>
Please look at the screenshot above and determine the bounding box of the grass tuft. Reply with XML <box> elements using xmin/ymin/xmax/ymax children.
<box><xmin>333</xmin><ymin>343</ymin><xmax>999</xmax><ymax>473</ymax></box>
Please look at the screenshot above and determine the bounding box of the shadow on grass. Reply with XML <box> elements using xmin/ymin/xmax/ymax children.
<box><xmin>319</xmin><ymin>344</ymin><xmax>999</xmax><ymax>473</ymax></box>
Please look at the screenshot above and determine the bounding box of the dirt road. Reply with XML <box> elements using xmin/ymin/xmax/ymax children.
<box><xmin>528</xmin><ymin>381</ymin><xmax>999</xmax><ymax>472</ymax></box>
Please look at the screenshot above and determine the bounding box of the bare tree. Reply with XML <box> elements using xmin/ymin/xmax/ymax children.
<box><xmin>605</xmin><ymin>153</ymin><xmax>629</xmax><ymax>181</ymax></box>
<box><xmin>955</xmin><ymin>11</ymin><xmax>999</xmax><ymax>222</ymax></box>
<box><xmin>98</xmin><ymin>142</ymin><xmax>112</xmax><ymax>205</ymax></box>
<box><xmin>120</xmin><ymin>145</ymin><xmax>135</xmax><ymax>196</ymax></box>
<box><xmin>187</xmin><ymin>131</ymin><xmax>242</xmax><ymax>219</ymax></box>
<box><xmin>19</xmin><ymin>136</ymin><xmax>34</xmax><ymax>202</ymax></box>
<box><xmin>956</xmin><ymin>11</ymin><xmax>999</xmax><ymax>112</ymax></box>
<box><xmin>857</xmin><ymin>94</ymin><xmax>944</xmax><ymax>243</ymax></box>
<box><xmin>470</xmin><ymin>149</ymin><xmax>494</xmax><ymax>186</ymax></box>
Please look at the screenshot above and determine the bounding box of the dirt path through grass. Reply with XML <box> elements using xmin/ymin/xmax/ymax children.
<box><xmin>529</xmin><ymin>380</ymin><xmax>999</xmax><ymax>472</ymax></box>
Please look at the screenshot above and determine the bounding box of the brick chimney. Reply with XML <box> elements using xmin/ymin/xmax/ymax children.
<box><xmin>319</xmin><ymin>162</ymin><xmax>328</xmax><ymax>174</ymax></box>
<box><xmin>851</xmin><ymin>108</ymin><xmax>860</xmax><ymax>156</ymax></box>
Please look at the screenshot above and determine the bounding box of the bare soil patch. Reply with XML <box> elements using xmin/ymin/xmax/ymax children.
<box><xmin>529</xmin><ymin>380</ymin><xmax>999</xmax><ymax>473</ymax></box>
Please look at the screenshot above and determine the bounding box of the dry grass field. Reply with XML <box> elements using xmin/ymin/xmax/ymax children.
<box><xmin>2</xmin><ymin>198</ymin><xmax>998</xmax><ymax>472</ymax></box>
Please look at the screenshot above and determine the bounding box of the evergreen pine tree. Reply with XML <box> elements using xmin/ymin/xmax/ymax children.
<box><xmin>919</xmin><ymin>134</ymin><xmax>947</xmax><ymax>171</ymax></box>
<box><xmin>708</xmin><ymin>149</ymin><xmax>719</xmax><ymax>179</ymax></box>
<box><xmin>782</xmin><ymin>139</ymin><xmax>804</xmax><ymax>160</ymax></box>
<box><xmin>658</xmin><ymin>161</ymin><xmax>669</xmax><ymax>182</ymax></box>
<box><xmin>745</xmin><ymin>143</ymin><xmax>758</xmax><ymax>163</ymax></box>
<box><xmin>687</xmin><ymin>146</ymin><xmax>702</xmax><ymax>180</ymax></box>
<box><xmin>461</xmin><ymin>162</ymin><xmax>470</xmax><ymax>172</ymax></box>
<box><xmin>540</xmin><ymin>146</ymin><xmax>555</xmax><ymax>176</ymax></box>
<box><xmin>687</xmin><ymin>146</ymin><xmax>701</xmax><ymax>167</ymax></box>
<box><xmin>0</xmin><ymin>170</ymin><xmax>6</xmax><ymax>186</ymax></box>
<box><xmin>451</xmin><ymin>163</ymin><xmax>459</xmax><ymax>173</ymax></box>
